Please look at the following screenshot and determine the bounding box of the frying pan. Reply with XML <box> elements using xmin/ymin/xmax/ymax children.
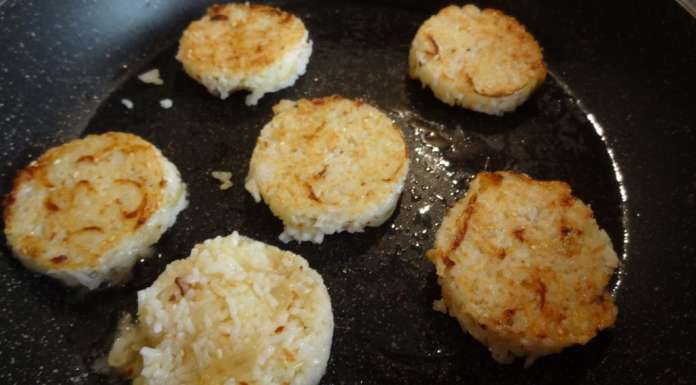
<box><xmin>1</xmin><ymin>1</ymin><xmax>695</xmax><ymax>384</ymax></box>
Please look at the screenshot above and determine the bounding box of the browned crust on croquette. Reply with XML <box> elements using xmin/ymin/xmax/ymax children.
<box><xmin>427</xmin><ymin>171</ymin><xmax>619</xmax><ymax>360</ymax></box>
<box><xmin>178</xmin><ymin>3</ymin><xmax>307</xmax><ymax>75</ymax></box>
<box><xmin>246</xmin><ymin>96</ymin><xmax>409</xmax><ymax>241</ymax></box>
<box><xmin>409</xmin><ymin>4</ymin><xmax>547</xmax><ymax>115</ymax></box>
<box><xmin>469</xmin><ymin>8</ymin><xmax>547</xmax><ymax>98</ymax></box>
<box><xmin>3</xmin><ymin>132</ymin><xmax>168</xmax><ymax>270</ymax></box>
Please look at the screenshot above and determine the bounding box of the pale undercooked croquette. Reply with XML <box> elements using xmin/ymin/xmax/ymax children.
<box><xmin>245</xmin><ymin>96</ymin><xmax>409</xmax><ymax>243</ymax></box>
<box><xmin>3</xmin><ymin>132</ymin><xmax>188</xmax><ymax>289</ymax></box>
<box><xmin>427</xmin><ymin>171</ymin><xmax>619</xmax><ymax>365</ymax></box>
<box><xmin>107</xmin><ymin>232</ymin><xmax>334</xmax><ymax>385</ymax></box>
<box><xmin>409</xmin><ymin>5</ymin><xmax>547</xmax><ymax>115</ymax></box>
<box><xmin>177</xmin><ymin>3</ymin><xmax>312</xmax><ymax>105</ymax></box>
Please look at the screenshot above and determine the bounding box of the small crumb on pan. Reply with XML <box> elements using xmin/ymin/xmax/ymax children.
<box><xmin>138</xmin><ymin>69</ymin><xmax>164</xmax><ymax>85</ymax></box>
<box><xmin>121</xmin><ymin>98</ymin><xmax>134</xmax><ymax>109</ymax></box>
<box><xmin>159</xmin><ymin>99</ymin><xmax>173</xmax><ymax>109</ymax></box>
<box><xmin>211</xmin><ymin>170</ymin><xmax>233</xmax><ymax>190</ymax></box>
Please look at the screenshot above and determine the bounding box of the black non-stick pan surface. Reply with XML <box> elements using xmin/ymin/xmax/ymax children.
<box><xmin>1</xmin><ymin>1</ymin><xmax>695</xmax><ymax>384</ymax></box>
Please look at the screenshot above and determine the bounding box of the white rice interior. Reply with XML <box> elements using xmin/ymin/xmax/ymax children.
<box><xmin>108</xmin><ymin>232</ymin><xmax>334</xmax><ymax>385</ymax></box>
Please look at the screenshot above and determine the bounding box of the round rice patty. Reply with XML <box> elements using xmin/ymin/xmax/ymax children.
<box><xmin>107</xmin><ymin>232</ymin><xmax>334</xmax><ymax>385</ymax></box>
<box><xmin>409</xmin><ymin>4</ymin><xmax>547</xmax><ymax>115</ymax></box>
<box><xmin>177</xmin><ymin>3</ymin><xmax>312</xmax><ymax>105</ymax></box>
<box><xmin>427</xmin><ymin>171</ymin><xmax>619</xmax><ymax>364</ymax></box>
<box><xmin>245</xmin><ymin>96</ymin><xmax>409</xmax><ymax>243</ymax></box>
<box><xmin>3</xmin><ymin>132</ymin><xmax>188</xmax><ymax>289</ymax></box>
